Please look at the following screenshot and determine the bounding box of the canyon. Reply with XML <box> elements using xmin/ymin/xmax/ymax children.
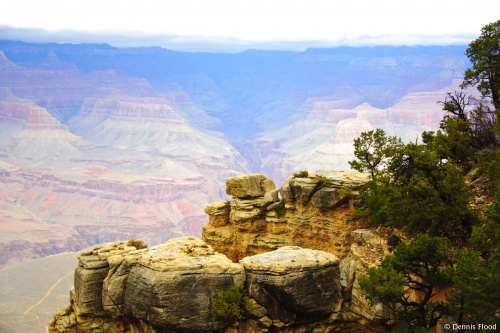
<box><xmin>0</xmin><ymin>40</ymin><xmax>471</xmax><ymax>331</ymax></box>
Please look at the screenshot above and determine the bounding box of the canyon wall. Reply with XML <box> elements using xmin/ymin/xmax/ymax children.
<box><xmin>0</xmin><ymin>59</ymin><xmax>248</xmax><ymax>269</ymax></box>
<box><xmin>0</xmin><ymin>41</ymin><xmax>469</xmax><ymax>270</ymax></box>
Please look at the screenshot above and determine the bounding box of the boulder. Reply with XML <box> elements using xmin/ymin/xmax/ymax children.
<box><xmin>352</xmin><ymin>229</ymin><xmax>383</xmax><ymax>246</ymax></box>
<box><xmin>310</xmin><ymin>186</ymin><xmax>343</xmax><ymax>209</ymax></box>
<box><xmin>280</xmin><ymin>170</ymin><xmax>370</xmax><ymax>209</ymax></box>
<box><xmin>230</xmin><ymin>197</ymin><xmax>265</xmax><ymax>222</ymax></box>
<box><xmin>261</xmin><ymin>189</ymin><xmax>280</xmax><ymax>209</ymax></box>
<box><xmin>205</xmin><ymin>200</ymin><xmax>230</xmax><ymax>227</ymax></box>
<box><xmin>226</xmin><ymin>173</ymin><xmax>276</xmax><ymax>198</ymax></box>
<box><xmin>240</xmin><ymin>246</ymin><xmax>341</xmax><ymax>325</ymax></box>
<box><xmin>74</xmin><ymin>240</ymin><xmax>147</xmax><ymax>317</ymax></box>
<box><xmin>106</xmin><ymin>237</ymin><xmax>246</xmax><ymax>331</ymax></box>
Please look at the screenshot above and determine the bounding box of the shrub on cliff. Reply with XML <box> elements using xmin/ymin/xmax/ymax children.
<box><xmin>349</xmin><ymin>128</ymin><xmax>403</xmax><ymax>180</ymax></box>
<box><xmin>293</xmin><ymin>170</ymin><xmax>309</xmax><ymax>178</ymax></box>
<box><xmin>359</xmin><ymin>234</ymin><xmax>455</xmax><ymax>332</ymax></box>
<box><xmin>349</xmin><ymin>130</ymin><xmax>476</xmax><ymax>237</ymax></box>
<box><xmin>211</xmin><ymin>284</ymin><xmax>253</xmax><ymax>322</ymax></box>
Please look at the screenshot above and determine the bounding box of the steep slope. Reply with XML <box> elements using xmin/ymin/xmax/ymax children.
<box><xmin>0</xmin><ymin>97</ymin><xmax>85</xmax><ymax>159</ymax></box>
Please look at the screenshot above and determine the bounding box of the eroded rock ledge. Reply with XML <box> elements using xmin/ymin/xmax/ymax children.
<box><xmin>202</xmin><ymin>171</ymin><xmax>371</xmax><ymax>261</ymax></box>
<box><xmin>49</xmin><ymin>171</ymin><xmax>396</xmax><ymax>333</ymax></box>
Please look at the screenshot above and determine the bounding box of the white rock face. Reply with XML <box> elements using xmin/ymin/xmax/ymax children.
<box><xmin>242</xmin><ymin>246</ymin><xmax>342</xmax><ymax>325</ymax></box>
<box><xmin>240</xmin><ymin>246</ymin><xmax>340</xmax><ymax>273</ymax></box>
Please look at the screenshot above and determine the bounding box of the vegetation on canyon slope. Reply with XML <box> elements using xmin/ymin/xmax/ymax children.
<box><xmin>352</xmin><ymin>19</ymin><xmax>500</xmax><ymax>333</ymax></box>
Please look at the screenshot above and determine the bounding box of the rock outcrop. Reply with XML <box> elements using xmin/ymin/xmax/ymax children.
<box><xmin>49</xmin><ymin>235</ymin><xmax>396</xmax><ymax>333</ymax></box>
<box><xmin>339</xmin><ymin>229</ymin><xmax>395</xmax><ymax>323</ymax></box>
<box><xmin>49</xmin><ymin>234</ymin><xmax>393</xmax><ymax>333</ymax></box>
<box><xmin>49</xmin><ymin>171</ymin><xmax>397</xmax><ymax>333</ymax></box>
<box><xmin>241</xmin><ymin>247</ymin><xmax>342</xmax><ymax>326</ymax></box>
<box><xmin>202</xmin><ymin>171</ymin><xmax>371</xmax><ymax>261</ymax></box>
<box><xmin>49</xmin><ymin>237</ymin><xmax>246</xmax><ymax>332</ymax></box>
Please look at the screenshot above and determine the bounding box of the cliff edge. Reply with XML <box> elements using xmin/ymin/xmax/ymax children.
<box><xmin>48</xmin><ymin>171</ymin><xmax>397</xmax><ymax>333</ymax></box>
<box><xmin>202</xmin><ymin>171</ymin><xmax>371</xmax><ymax>261</ymax></box>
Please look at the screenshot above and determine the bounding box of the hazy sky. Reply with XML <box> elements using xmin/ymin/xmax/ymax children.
<box><xmin>1</xmin><ymin>0</ymin><xmax>499</xmax><ymax>51</ymax></box>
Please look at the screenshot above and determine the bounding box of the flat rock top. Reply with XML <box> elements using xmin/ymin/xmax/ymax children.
<box><xmin>79</xmin><ymin>239</ymin><xmax>147</xmax><ymax>269</ymax></box>
<box><xmin>293</xmin><ymin>170</ymin><xmax>370</xmax><ymax>188</ymax></box>
<box><xmin>226</xmin><ymin>173</ymin><xmax>276</xmax><ymax>198</ymax></box>
<box><xmin>135</xmin><ymin>237</ymin><xmax>243</xmax><ymax>274</ymax></box>
<box><xmin>240</xmin><ymin>246</ymin><xmax>339</xmax><ymax>273</ymax></box>
<box><xmin>204</xmin><ymin>200</ymin><xmax>229</xmax><ymax>215</ymax></box>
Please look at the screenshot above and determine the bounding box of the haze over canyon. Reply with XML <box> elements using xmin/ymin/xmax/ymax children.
<box><xmin>0</xmin><ymin>40</ymin><xmax>471</xmax><ymax>271</ymax></box>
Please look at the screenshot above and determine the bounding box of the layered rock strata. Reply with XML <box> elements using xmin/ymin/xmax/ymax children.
<box><xmin>49</xmin><ymin>172</ymin><xmax>396</xmax><ymax>333</ymax></box>
<box><xmin>240</xmin><ymin>247</ymin><xmax>342</xmax><ymax>326</ymax></box>
<box><xmin>50</xmin><ymin>237</ymin><xmax>382</xmax><ymax>332</ymax></box>
<box><xmin>49</xmin><ymin>237</ymin><xmax>247</xmax><ymax>332</ymax></box>
<box><xmin>202</xmin><ymin>171</ymin><xmax>371</xmax><ymax>261</ymax></box>
<box><xmin>49</xmin><ymin>234</ymin><xmax>394</xmax><ymax>333</ymax></box>
<box><xmin>339</xmin><ymin>229</ymin><xmax>395</xmax><ymax>323</ymax></box>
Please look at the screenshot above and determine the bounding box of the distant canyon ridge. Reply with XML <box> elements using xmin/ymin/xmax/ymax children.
<box><xmin>0</xmin><ymin>40</ymin><xmax>470</xmax><ymax>268</ymax></box>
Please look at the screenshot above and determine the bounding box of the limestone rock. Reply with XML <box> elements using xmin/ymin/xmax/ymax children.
<box><xmin>203</xmin><ymin>170</ymin><xmax>371</xmax><ymax>261</ymax></box>
<box><xmin>74</xmin><ymin>266</ymin><xmax>109</xmax><ymax>317</ymax></box>
<box><xmin>205</xmin><ymin>200</ymin><xmax>230</xmax><ymax>227</ymax></box>
<box><xmin>74</xmin><ymin>240</ymin><xmax>147</xmax><ymax>317</ymax></box>
<box><xmin>205</xmin><ymin>200</ymin><xmax>230</xmax><ymax>216</ymax></box>
<box><xmin>226</xmin><ymin>173</ymin><xmax>276</xmax><ymax>198</ymax></box>
<box><xmin>281</xmin><ymin>170</ymin><xmax>370</xmax><ymax>209</ymax></box>
<box><xmin>230</xmin><ymin>197</ymin><xmax>264</xmax><ymax>222</ymax></box>
<box><xmin>352</xmin><ymin>229</ymin><xmax>383</xmax><ymax>246</ymax></box>
<box><xmin>339</xmin><ymin>230</ymin><xmax>395</xmax><ymax>323</ymax></box>
<box><xmin>240</xmin><ymin>246</ymin><xmax>340</xmax><ymax>273</ymax></box>
<box><xmin>106</xmin><ymin>237</ymin><xmax>245</xmax><ymax>331</ymax></box>
<box><xmin>50</xmin><ymin>231</ymin><xmax>395</xmax><ymax>332</ymax></box>
<box><xmin>241</xmin><ymin>247</ymin><xmax>342</xmax><ymax>324</ymax></box>
<box><xmin>261</xmin><ymin>189</ymin><xmax>279</xmax><ymax>209</ymax></box>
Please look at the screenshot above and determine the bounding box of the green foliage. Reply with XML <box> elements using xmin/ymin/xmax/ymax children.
<box><xmin>338</xmin><ymin>185</ymin><xmax>354</xmax><ymax>199</ymax></box>
<box><xmin>463</xmin><ymin>19</ymin><xmax>500</xmax><ymax>111</ymax></box>
<box><xmin>423</xmin><ymin>116</ymin><xmax>474</xmax><ymax>167</ymax></box>
<box><xmin>359</xmin><ymin>234</ymin><xmax>455</xmax><ymax>331</ymax></box>
<box><xmin>293</xmin><ymin>170</ymin><xmax>309</xmax><ymax>178</ymax></box>
<box><xmin>468</xmin><ymin>101</ymin><xmax>497</xmax><ymax>148</ymax></box>
<box><xmin>311</xmin><ymin>175</ymin><xmax>331</xmax><ymax>185</ymax></box>
<box><xmin>349</xmin><ymin>129</ymin><xmax>403</xmax><ymax>180</ymax></box>
<box><xmin>438</xmin><ymin>91</ymin><xmax>470</xmax><ymax>120</ymax></box>
<box><xmin>350</xmin><ymin>130</ymin><xmax>476</xmax><ymax>236</ymax></box>
<box><xmin>275</xmin><ymin>199</ymin><xmax>286</xmax><ymax>217</ymax></box>
<box><xmin>488</xmin><ymin>149</ymin><xmax>500</xmax><ymax>191</ymax></box>
<box><xmin>437</xmin><ymin>90</ymin><xmax>497</xmax><ymax>151</ymax></box>
<box><xmin>440</xmin><ymin>19</ymin><xmax>500</xmax><ymax>150</ymax></box>
<box><xmin>450</xmin><ymin>185</ymin><xmax>500</xmax><ymax>326</ymax></box>
<box><xmin>352</xmin><ymin>176</ymin><xmax>400</xmax><ymax>224</ymax></box>
<box><xmin>452</xmin><ymin>247</ymin><xmax>500</xmax><ymax>326</ymax></box>
<box><xmin>211</xmin><ymin>284</ymin><xmax>253</xmax><ymax>322</ymax></box>
<box><xmin>353</xmin><ymin>20</ymin><xmax>500</xmax><ymax>332</ymax></box>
